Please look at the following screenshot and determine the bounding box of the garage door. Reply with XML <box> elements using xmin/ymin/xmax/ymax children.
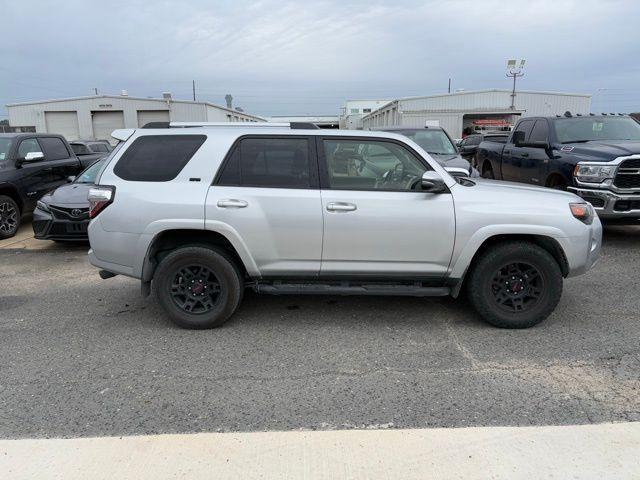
<box><xmin>92</xmin><ymin>111</ymin><xmax>125</xmax><ymax>144</ymax></box>
<box><xmin>137</xmin><ymin>110</ymin><xmax>170</xmax><ymax>127</ymax></box>
<box><xmin>44</xmin><ymin>111</ymin><xmax>80</xmax><ymax>141</ymax></box>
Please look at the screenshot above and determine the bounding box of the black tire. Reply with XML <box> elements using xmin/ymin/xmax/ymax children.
<box><xmin>467</xmin><ymin>241</ymin><xmax>562</xmax><ymax>329</ymax></box>
<box><xmin>0</xmin><ymin>195</ymin><xmax>21</xmax><ymax>240</ymax></box>
<box><xmin>482</xmin><ymin>163</ymin><xmax>495</xmax><ymax>179</ymax></box>
<box><xmin>154</xmin><ymin>246</ymin><xmax>244</xmax><ymax>329</ymax></box>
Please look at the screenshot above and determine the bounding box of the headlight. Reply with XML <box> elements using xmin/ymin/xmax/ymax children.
<box><xmin>36</xmin><ymin>200</ymin><xmax>50</xmax><ymax>213</ymax></box>
<box><xmin>573</xmin><ymin>164</ymin><xmax>616</xmax><ymax>183</ymax></box>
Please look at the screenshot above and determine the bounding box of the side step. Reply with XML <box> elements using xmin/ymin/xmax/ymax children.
<box><xmin>253</xmin><ymin>282</ymin><xmax>450</xmax><ymax>297</ymax></box>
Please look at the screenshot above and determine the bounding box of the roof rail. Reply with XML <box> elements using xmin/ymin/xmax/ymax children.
<box><xmin>141</xmin><ymin>121</ymin><xmax>322</xmax><ymax>130</ymax></box>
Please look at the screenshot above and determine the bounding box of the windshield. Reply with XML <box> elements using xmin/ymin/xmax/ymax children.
<box><xmin>0</xmin><ymin>138</ymin><xmax>13</xmax><ymax>162</ymax></box>
<box><xmin>74</xmin><ymin>159</ymin><xmax>106</xmax><ymax>184</ymax></box>
<box><xmin>395</xmin><ymin>130</ymin><xmax>457</xmax><ymax>155</ymax></box>
<box><xmin>70</xmin><ymin>143</ymin><xmax>91</xmax><ymax>155</ymax></box>
<box><xmin>554</xmin><ymin>117</ymin><xmax>640</xmax><ymax>143</ymax></box>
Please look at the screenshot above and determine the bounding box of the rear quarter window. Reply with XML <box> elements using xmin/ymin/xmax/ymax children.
<box><xmin>113</xmin><ymin>135</ymin><xmax>206</xmax><ymax>182</ymax></box>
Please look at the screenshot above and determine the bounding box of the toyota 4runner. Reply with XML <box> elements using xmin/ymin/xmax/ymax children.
<box><xmin>87</xmin><ymin>123</ymin><xmax>602</xmax><ymax>329</ymax></box>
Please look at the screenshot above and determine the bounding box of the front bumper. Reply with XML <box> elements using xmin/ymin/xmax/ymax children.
<box><xmin>568</xmin><ymin>187</ymin><xmax>640</xmax><ymax>222</ymax></box>
<box><xmin>32</xmin><ymin>207</ymin><xmax>89</xmax><ymax>241</ymax></box>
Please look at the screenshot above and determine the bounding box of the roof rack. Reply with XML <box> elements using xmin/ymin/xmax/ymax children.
<box><xmin>141</xmin><ymin>122</ymin><xmax>320</xmax><ymax>130</ymax></box>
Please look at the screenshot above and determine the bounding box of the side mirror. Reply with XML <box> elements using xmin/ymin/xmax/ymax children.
<box><xmin>512</xmin><ymin>130</ymin><xmax>525</xmax><ymax>146</ymax></box>
<box><xmin>67</xmin><ymin>176</ymin><xmax>76</xmax><ymax>183</ymax></box>
<box><xmin>421</xmin><ymin>171</ymin><xmax>448</xmax><ymax>193</ymax></box>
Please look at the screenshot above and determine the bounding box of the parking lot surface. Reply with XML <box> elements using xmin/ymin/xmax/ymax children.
<box><xmin>0</xmin><ymin>225</ymin><xmax>639</xmax><ymax>439</ymax></box>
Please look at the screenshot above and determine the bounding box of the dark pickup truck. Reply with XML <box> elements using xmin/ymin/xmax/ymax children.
<box><xmin>0</xmin><ymin>133</ymin><xmax>92</xmax><ymax>238</ymax></box>
<box><xmin>475</xmin><ymin>114</ymin><xmax>640</xmax><ymax>222</ymax></box>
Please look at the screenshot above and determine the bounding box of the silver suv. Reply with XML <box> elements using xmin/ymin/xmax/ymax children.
<box><xmin>88</xmin><ymin>123</ymin><xmax>602</xmax><ymax>329</ymax></box>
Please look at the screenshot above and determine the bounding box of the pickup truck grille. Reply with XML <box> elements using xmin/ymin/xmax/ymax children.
<box><xmin>614</xmin><ymin>158</ymin><xmax>640</xmax><ymax>189</ymax></box>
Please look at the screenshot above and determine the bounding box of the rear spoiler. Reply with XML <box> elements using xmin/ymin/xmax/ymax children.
<box><xmin>111</xmin><ymin>129</ymin><xmax>135</xmax><ymax>142</ymax></box>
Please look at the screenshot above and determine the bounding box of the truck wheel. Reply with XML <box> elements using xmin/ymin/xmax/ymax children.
<box><xmin>154</xmin><ymin>246</ymin><xmax>244</xmax><ymax>329</ymax></box>
<box><xmin>482</xmin><ymin>163</ymin><xmax>495</xmax><ymax>179</ymax></box>
<box><xmin>0</xmin><ymin>195</ymin><xmax>20</xmax><ymax>240</ymax></box>
<box><xmin>467</xmin><ymin>242</ymin><xmax>562</xmax><ymax>329</ymax></box>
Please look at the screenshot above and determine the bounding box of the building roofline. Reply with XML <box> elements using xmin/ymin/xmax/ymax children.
<box><xmin>397</xmin><ymin>88</ymin><xmax>592</xmax><ymax>102</ymax></box>
<box><xmin>5</xmin><ymin>94</ymin><xmax>265</xmax><ymax>121</ymax></box>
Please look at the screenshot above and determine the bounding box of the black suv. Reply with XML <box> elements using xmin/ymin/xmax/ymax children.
<box><xmin>0</xmin><ymin>133</ymin><xmax>86</xmax><ymax>239</ymax></box>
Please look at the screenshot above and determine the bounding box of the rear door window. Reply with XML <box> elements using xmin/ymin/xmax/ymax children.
<box><xmin>114</xmin><ymin>135</ymin><xmax>206</xmax><ymax>182</ymax></box>
<box><xmin>39</xmin><ymin>137</ymin><xmax>71</xmax><ymax>160</ymax></box>
<box><xmin>216</xmin><ymin>137</ymin><xmax>313</xmax><ymax>188</ymax></box>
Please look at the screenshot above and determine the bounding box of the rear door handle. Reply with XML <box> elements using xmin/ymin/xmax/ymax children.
<box><xmin>326</xmin><ymin>202</ymin><xmax>357</xmax><ymax>212</ymax></box>
<box><xmin>520</xmin><ymin>152</ymin><xmax>529</xmax><ymax>158</ymax></box>
<box><xmin>217</xmin><ymin>199</ymin><xmax>248</xmax><ymax>208</ymax></box>
<box><xmin>503</xmin><ymin>150</ymin><xmax>511</xmax><ymax>155</ymax></box>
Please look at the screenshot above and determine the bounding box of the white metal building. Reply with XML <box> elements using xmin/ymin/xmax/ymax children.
<box><xmin>6</xmin><ymin>93</ymin><xmax>265</xmax><ymax>143</ymax></box>
<box><xmin>361</xmin><ymin>89</ymin><xmax>592</xmax><ymax>138</ymax></box>
<box><xmin>267</xmin><ymin>115</ymin><xmax>340</xmax><ymax>128</ymax></box>
<box><xmin>340</xmin><ymin>100</ymin><xmax>392</xmax><ymax>130</ymax></box>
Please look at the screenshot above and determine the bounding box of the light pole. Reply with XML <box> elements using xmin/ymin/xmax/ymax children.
<box><xmin>506</xmin><ymin>59</ymin><xmax>526</xmax><ymax>110</ymax></box>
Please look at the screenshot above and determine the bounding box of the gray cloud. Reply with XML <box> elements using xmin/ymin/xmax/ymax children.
<box><xmin>1</xmin><ymin>0</ymin><xmax>639</xmax><ymax>117</ymax></box>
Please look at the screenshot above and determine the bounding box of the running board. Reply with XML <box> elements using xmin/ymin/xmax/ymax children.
<box><xmin>253</xmin><ymin>282</ymin><xmax>450</xmax><ymax>297</ymax></box>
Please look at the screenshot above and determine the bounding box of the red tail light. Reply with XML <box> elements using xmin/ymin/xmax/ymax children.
<box><xmin>88</xmin><ymin>186</ymin><xmax>115</xmax><ymax>219</ymax></box>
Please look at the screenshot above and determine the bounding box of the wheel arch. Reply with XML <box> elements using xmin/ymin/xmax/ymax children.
<box><xmin>545</xmin><ymin>172</ymin><xmax>568</xmax><ymax>188</ymax></box>
<box><xmin>0</xmin><ymin>184</ymin><xmax>24</xmax><ymax>213</ymax></box>
<box><xmin>450</xmin><ymin>232</ymin><xmax>569</xmax><ymax>298</ymax></box>
<box><xmin>141</xmin><ymin>228</ymin><xmax>258</xmax><ymax>284</ymax></box>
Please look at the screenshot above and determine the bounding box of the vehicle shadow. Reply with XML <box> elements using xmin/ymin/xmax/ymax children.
<box><xmin>601</xmin><ymin>224</ymin><xmax>640</xmax><ymax>246</ymax></box>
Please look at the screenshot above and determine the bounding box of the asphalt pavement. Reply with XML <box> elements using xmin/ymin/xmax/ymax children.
<box><xmin>0</xmin><ymin>226</ymin><xmax>639</xmax><ymax>439</ymax></box>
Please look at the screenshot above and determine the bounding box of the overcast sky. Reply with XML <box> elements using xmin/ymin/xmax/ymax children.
<box><xmin>1</xmin><ymin>0</ymin><xmax>639</xmax><ymax>119</ymax></box>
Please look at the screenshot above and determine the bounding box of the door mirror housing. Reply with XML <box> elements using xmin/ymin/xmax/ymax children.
<box><xmin>421</xmin><ymin>171</ymin><xmax>448</xmax><ymax>193</ymax></box>
<box><xmin>67</xmin><ymin>176</ymin><xmax>76</xmax><ymax>183</ymax></box>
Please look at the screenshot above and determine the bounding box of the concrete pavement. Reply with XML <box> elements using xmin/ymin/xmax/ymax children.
<box><xmin>2</xmin><ymin>422</ymin><xmax>639</xmax><ymax>479</ymax></box>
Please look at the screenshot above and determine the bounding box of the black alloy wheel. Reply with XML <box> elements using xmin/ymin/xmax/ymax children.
<box><xmin>169</xmin><ymin>265</ymin><xmax>222</xmax><ymax>314</ymax></box>
<box><xmin>0</xmin><ymin>196</ymin><xmax>20</xmax><ymax>239</ymax></box>
<box><xmin>490</xmin><ymin>262</ymin><xmax>544</xmax><ymax>313</ymax></box>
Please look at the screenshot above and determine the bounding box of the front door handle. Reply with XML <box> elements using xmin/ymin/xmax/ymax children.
<box><xmin>520</xmin><ymin>152</ymin><xmax>529</xmax><ymax>158</ymax></box>
<box><xmin>217</xmin><ymin>199</ymin><xmax>248</xmax><ymax>208</ymax></box>
<box><xmin>326</xmin><ymin>202</ymin><xmax>357</xmax><ymax>212</ymax></box>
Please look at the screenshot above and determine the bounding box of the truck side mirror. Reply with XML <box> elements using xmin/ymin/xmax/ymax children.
<box><xmin>17</xmin><ymin>151</ymin><xmax>45</xmax><ymax>166</ymax></box>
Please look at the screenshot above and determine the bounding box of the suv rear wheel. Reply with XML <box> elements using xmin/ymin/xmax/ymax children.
<box><xmin>0</xmin><ymin>195</ymin><xmax>20</xmax><ymax>240</ymax></box>
<box><xmin>467</xmin><ymin>242</ymin><xmax>562</xmax><ymax>328</ymax></box>
<box><xmin>154</xmin><ymin>246</ymin><xmax>243</xmax><ymax>329</ymax></box>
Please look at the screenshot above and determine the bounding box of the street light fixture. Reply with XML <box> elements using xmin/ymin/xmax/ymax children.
<box><xmin>506</xmin><ymin>59</ymin><xmax>526</xmax><ymax>110</ymax></box>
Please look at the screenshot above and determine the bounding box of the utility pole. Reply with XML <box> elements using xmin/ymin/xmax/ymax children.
<box><xmin>94</xmin><ymin>87</ymin><xmax>98</xmax><ymax>95</ymax></box>
<box><xmin>506</xmin><ymin>59</ymin><xmax>525</xmax><ymax>110</ymax></box>
<box><xmin>448</xmin><ymin>78</ymin><xmax>451</xmax><ymax>94</ymax></box>
<box><xmin>192</xmin><ymin>80</ymin><xmax>196</xmax><ymax>102</ymax></box>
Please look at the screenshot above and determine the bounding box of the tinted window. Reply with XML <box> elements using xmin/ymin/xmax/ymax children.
<box><xmin>114</xmin><ymin>135</ymin><xmax>206</xmax><ymax>182</ymax></box>
<box><xmin>0</xmin><ymin>138</ymin><xmax>12</xmax><ymax>161</ymax></box>
<box><xmin>217</xmin><ymin>137</ymin><xmax>311</xmax><ymax>188</ymax></box>
<box><xmin>90</xmin><ymin>143</ymin><xmax>109</xmax><ymax>152</ymax></box>
<box><xmin>70</xmin><ymin>143</ymin><xmax>91</xmax><ymax>155</ymax></box>
<box><xmin>323</xmin><ymin>139</ymin><xmax>428</xmax><ymax>191</ymax></box>
<box><xmin>529</xmin><ymin>120</ymin><xmax>549</xmax><ymax>143</ymax></box>
<box><xmin>18</xmin><ymin>138</ymin><xmax>42</xmax><ymax>159</ymax></box>
<box><xmin>39</xmin><ymin>137</ymin><xmax>70</xmax><ymax>160</ymax></box>
<box><xmin>513</xmin><ymin>120</ymin><xmax>535</xmax><ymax>142</ymax></box>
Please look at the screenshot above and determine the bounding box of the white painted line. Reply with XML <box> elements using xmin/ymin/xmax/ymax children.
<box><xmin>1</xmin><ymin>422</ymin><xmax>639</xmax><ymax>480</ymax></box>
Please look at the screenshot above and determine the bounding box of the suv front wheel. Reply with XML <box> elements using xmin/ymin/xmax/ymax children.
<box><xmin>154</xmin><ymin>246</ymin><xmax>244</xmax><ymax>329</ymax></box>
<box><xmin>467</xmin><ymin>241</ymin><xmax>563</xmax><ymax>328</ymax></box>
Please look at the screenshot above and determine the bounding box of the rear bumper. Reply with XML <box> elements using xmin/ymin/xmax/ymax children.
<box><xmin>32</xmin><ymin>207</ymin><xmax>89</xmax><ymax>241</ymax></box>
<box><xmin>568</xmin><ymin>187</ymin><xmax>640</xmax><ymax>222</ymax></box>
